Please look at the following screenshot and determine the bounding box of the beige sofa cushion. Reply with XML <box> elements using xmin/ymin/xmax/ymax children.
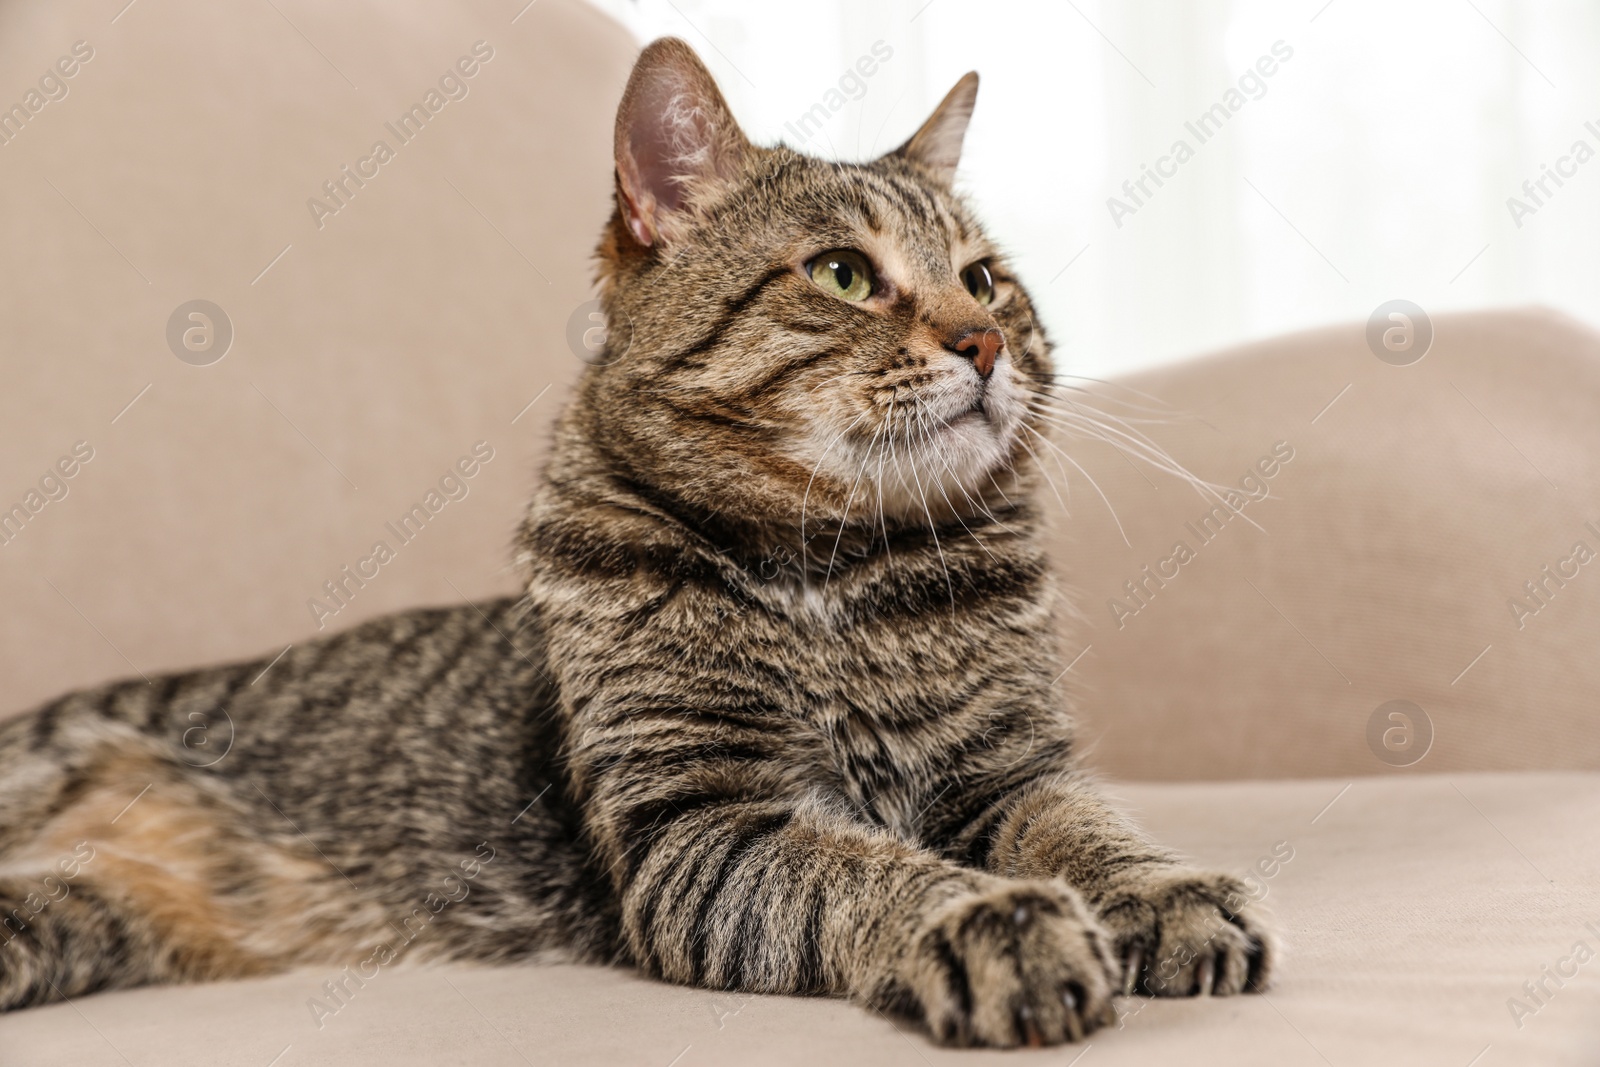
<box><xmin>4</xmin><ymin>771</ymin><xmax>1595</xmax><ymax>1065</ymax></box>
<box><xmin>0</xmin><ymin>0</ymin><xmax>634</xmax><ymax>717</ymax></box>
<box><xmin>1061</xmin><ymin>309</ymin><xmax>1600</xmax><ymax>780</ymax></box>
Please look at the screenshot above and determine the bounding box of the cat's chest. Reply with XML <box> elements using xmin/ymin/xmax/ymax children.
<box><xmin>759</xmin><ymin>572</ymin><xmax>1050</xmax><ymax>832</ymax></box>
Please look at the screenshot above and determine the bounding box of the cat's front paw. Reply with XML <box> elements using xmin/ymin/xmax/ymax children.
<box><xmin>893</xmin><ymin>881</ymin><xmax>1119</xmax><ymax>1047</ymax></box>
<box><xmin>1096</xmin><ymin>867</ymin><xmax>1276</xmax><ymax>997</ymax></box>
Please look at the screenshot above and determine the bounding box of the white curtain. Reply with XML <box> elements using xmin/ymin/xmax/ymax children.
<box><xmin>585</xmin><ymin>0</ymin><xmax>1600</xmax><ymax>378</ymax></box>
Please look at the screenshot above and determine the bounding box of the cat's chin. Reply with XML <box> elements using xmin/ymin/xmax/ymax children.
<box><xmin>794</xmin><ymin>415</ymin><xmax>1018</xmax><ymax>525</ymax></box>
<box><xmin>927</xmin><ymin>403</ymin><xmax>1014</xmax><ymax>457</ymax></box>
<box><xmin>788</xmin><ymin>365</ymin><xmax>1030</xmax><ymax>523</ymax></box>
<box><xmin>872</xmin><ymin>428</ymin><xmax>1017</xmax><ymax>521</ymax></box>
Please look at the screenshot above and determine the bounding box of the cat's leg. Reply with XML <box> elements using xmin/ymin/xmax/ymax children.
<box><xmin>0</xmin><ymin>873</ymin><xmax>195</xmax><ymax>1008</ymax></box>
<box><xmin>951</xmin><ymin>774</ymin><xmax>1276</xmax><ymax>998</ymax></box>
<box><xmin>579</xmin><ymin>742</ymin><xmax>1119</xmax><ymax>1047</ymax></box>
<box><xmin>0</xmin><ymin>715</ymin><xmax>256</xmax><ymax>1008</ymax></box>
<box><xmin>0</xmin><ymin>696</ymin><xmax>371</xmax><ymax>1010</ymax></box>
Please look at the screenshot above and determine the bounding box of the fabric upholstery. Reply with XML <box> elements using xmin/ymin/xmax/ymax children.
<box><xmin>4</xmin><ymin>772</ymin><xmax>1595</xmax><ymax>1065</ymax></box>
<box><xmin>1061</xmin><ymin>308</ymin><xmax>1600</xmax><ymax>780</ymax></box>
<box><xmin>0</xmin><ymin>0</ymin><xmax>633</xmax><ymax>725</ymax></box>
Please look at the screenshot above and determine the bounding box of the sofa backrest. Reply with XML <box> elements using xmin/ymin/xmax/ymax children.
<box><xmin>0</xmin><ymin>0</ymin><xmax>632</xmax><ymax>715</ymax></box>
<box><xmin>1055</xmin><ymin>308</ymin><xmax>1600</xmax><ymax>779</ymax></box>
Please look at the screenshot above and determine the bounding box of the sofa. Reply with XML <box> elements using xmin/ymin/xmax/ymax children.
<box><xmin>2</xmin><ymin>0</ymin><xmax>1595</xmax><ymax>1063</ymax></box>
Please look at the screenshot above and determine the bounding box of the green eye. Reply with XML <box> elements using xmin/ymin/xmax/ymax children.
<box><xmin>807</xmin><ymin>250</ymin><xmax>874</xmax><ymax>302</ymax></box>
<box><xmin>962</xmin><ymin>261</ymin><xmax>995</xmax><ymax>305</ymax></box>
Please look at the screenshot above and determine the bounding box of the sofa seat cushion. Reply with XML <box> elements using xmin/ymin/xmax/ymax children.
<box><xmin>5</xmin><ymin>771</ymin><xmax>1595</xmax><ymax>1066</ymax></box>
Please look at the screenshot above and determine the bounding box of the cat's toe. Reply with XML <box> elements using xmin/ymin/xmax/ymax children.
<box><xmin>1097</xmin><ymin>867</ymin><xmax>1276</xmax><ymax>997</ymax></box>
<box><xmin>895</xmin><ymin>881</ymin><xmax>1118</xmax><ymax>1047</ymax></box>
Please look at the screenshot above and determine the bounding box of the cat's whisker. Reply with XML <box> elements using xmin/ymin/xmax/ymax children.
<box><xmin>1022</xmin><ymin>423</ymin><xmax>1132</xmax><ymax>548</ymax></box>
<box><xmin>908</xmin><ymin>397</ymin><xmax>998</xmax><ymax>563</ymax></box>
<box><xmin>910</xmin><ymin>391</ymin><xmax>1011</xmax><ymax>544</ymax></box>
<box><xmin>1033</xmin><ymin>398</ymin><xmax>1190</xmax><ymax>456</ymax></box>
<box><xmin>1032</xmin><ymin>407</ymin><xmax>1202</xmax><ymax>484</ymax></box>
<box><xmin>873</xmin><ymin>394</ymin><xmax>899</xmax><ymax>560</ymax></box>
<box><xmin>799</xmin><ymin>408</ymin><xmax>874</xmax><ymax>582</ymax></box>
<box><xmin>824</xmin><ymin>479</ymin><xmax>861</xmax><ymax>586</ymax></box>
<box><xmin>1030</xmin><ymin>397</ymin><xmax>1187</xmax><ymax>466</ymax></box>
<box><xmin>809</xmin><ymin>368</ymin><xmax>874</xmax><ymax>393</ymax></box>
<box><xmin>824</xmin><ymin>419</ymin><xmax>887</xmax><ymax>587</ymax></box>
<box><xmin>1040</xmin><ymin>396</ymin><xmax>1186</xmax><ymax>426</ymax></box>
<box><xmin>1044</xmin><ymin>372</ymin><xmax>1198</xmax><ymax>420</ymax></box>
<box><xmin>897</xmin><ymin>411</ymin><xmax>957</xmax><ymax>612</ymax></box>
<box><xmin>1035</xmin><ymin>388</ymin><xmax>1204</xmax><ymax>452</ymax></box>
<box><xmin>1028</xmin><ymin>403</ymin><xmax>1262</xmax><ymax>532</ymax></box>
<box><xmin>1013</xmin><ymin>427</ymin><xmax>1072</xmax><ymax>520</ymax></box>
<box><xmin>986</xmin><ymin>469</ymin><xmax>1018</xmax><ymax>512</ymax></box>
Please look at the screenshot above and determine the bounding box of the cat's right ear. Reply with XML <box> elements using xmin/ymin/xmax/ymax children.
<box><xmin>890</xmin><ymin>72</ymin><xmax>979</xmax><ymax>182</ymax></box>
<box><xmin>614</xmin><ymin>37</ymin><xmax>749</xmax><ymax>247</ymax></box>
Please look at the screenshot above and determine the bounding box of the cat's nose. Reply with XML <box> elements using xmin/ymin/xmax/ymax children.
<box><xmin>950</xmin><ymin>328</ymin><xmax>1004</xmax><ymax>378</ymax></box>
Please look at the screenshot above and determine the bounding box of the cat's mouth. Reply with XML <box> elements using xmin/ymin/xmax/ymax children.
<box><xmin>928</xmin><ymin>376</ymin><xmax>1008</xmax><ymax>436</ymax></box>
<box><xmin>791</xmin><ymin>363</ymin><xmax>1027</xmax><ymax>523</ymax></box>
<box><xmin>949</xmin><ymin>401</ymin><xmax>989</xmax><ymax>427</ymax></box>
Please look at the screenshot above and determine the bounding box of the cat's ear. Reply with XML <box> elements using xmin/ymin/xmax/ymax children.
<box><xmin>890</xmin><ymin>72</ymin><xmax>979</xmax><ymax>181</ymax></box>
<box><xmin>614</xmin><ymin>37</ymin><xmax>750</xmax><ymax>247</ymax></box>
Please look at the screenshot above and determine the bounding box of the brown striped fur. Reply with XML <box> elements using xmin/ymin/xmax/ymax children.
<box><xmin>0</xmin><ymin>39</ymin><xmax>1273</xmax><ymax>1046</ymax></box>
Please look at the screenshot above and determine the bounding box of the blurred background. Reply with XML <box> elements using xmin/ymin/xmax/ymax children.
<box><xmin>595</xmin><ymin>0</ymin><xmax>1600</xmax><ymax>376</ymax></box>
<box><xmin>1</xmin><ymin>0</ymin><xmax>1597</xmax><ymax>780</ymax></box>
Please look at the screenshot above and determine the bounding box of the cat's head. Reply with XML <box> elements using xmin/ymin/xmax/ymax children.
<box><xmin>575</xmin><ymin>38</ymin><xmax>1052</xmax><ymax>538</ymax></box>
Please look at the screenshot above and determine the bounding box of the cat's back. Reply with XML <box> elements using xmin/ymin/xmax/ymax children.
<box><xmin>0</xmin><ymin>595</ymin><xmax>624</xmax><ymax>980</ymax></box>
<box><xmin>4</xmin><ymin>597</ymin><xmax>559</xmax><ymax>852</ymax></box>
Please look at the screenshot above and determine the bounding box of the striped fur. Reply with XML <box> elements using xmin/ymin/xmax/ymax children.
<box><xmin>0</xmin><ymin>39</ymin><xmax>1272</xmax><ymax>1047</ymax></box>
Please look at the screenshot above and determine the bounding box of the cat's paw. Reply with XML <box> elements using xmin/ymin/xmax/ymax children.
<box><xmin>1096</xmin><ymin>867</ymin><xmax>1276</xmax><ymax>997</ymax></box>
<box><xmin>894</xmin><ymin>881</ymin><xmax>1119</xmax><ymax>1047</ymax></box>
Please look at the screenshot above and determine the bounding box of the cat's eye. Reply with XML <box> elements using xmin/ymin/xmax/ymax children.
<box><xmin>962</xmin><ymin>261</ymin><xmax>995</xmax><ymax>305</ymax></box>
<box><xmin>806</xmin><ymin>250</ymin><xmax>875</xmax><ymax>302</ymax></box>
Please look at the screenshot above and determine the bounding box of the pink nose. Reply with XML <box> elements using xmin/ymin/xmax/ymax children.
<box><xmin>953</xmin><ymin>329</ymin><xmax>1005</xmax><ymax>378</ymax></box>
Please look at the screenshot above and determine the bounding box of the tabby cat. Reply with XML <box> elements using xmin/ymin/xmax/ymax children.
<box><xmin>0</xmin><ymin>38</ymin><xmax>1274</xmax><ymax>1047</ymax></box>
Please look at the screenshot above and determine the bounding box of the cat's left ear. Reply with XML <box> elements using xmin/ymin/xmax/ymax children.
<box><xmin>889</xmin><ymin>72</ymin><xmax>979</xmax><ymax>181</ymax></box>
<box><xmin>614</xmin><ymin>37</ymin><xmax>750</xmax><ymax>247</ymax></box>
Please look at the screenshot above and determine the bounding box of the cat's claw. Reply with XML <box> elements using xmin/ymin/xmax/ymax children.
<box><xmin>1120</xmin><ymin>945</ymin><xmax>1143</xmax><ymax>996</ymax></box>
<box><xmin>893</xmin><ymin>880</ymin><xmax>1117</xmax><ymax>1047</ymax></box>
<box><xmin>1061</xmin><ymin>988</ymin><xmax>1085</xmax><ymax>1042</ymax></box>
<box><xmin>1095</xmin><ymin>867</ymin><xmax>1277</xmax><ymax>998</ymax></box>
<box><xmin>1196</xmin><ymin>954</ymin><xmax>1216</xmax><ymax>997</ymax></box>
<box><xmin>1018</xmin><ymin>1005</ymin><xmax>1043</xmax><ymax>1048</ymax></box>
